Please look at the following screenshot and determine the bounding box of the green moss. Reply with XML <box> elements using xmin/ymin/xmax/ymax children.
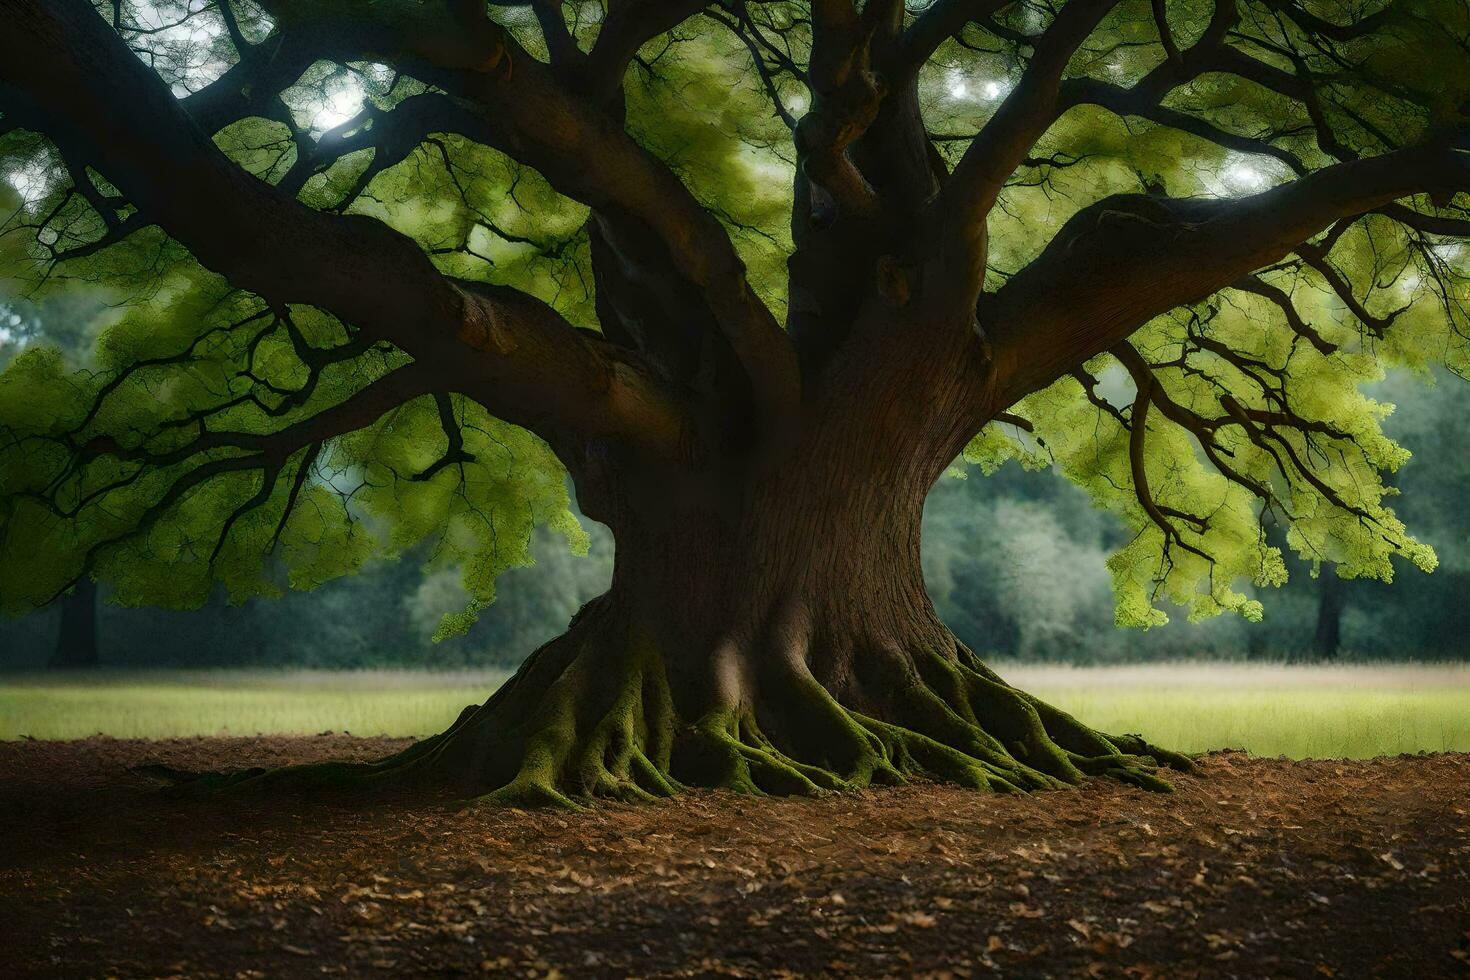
<box><xmin>135</xmin><ymin>634</ymin><xmax>1193</xmax><ymax>807</ymax></box>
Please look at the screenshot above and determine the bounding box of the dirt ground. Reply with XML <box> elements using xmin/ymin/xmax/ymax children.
<box><xmin>0</xmin><ymin>737</ymin><xmax>1466</xmax><ymax>979</ymax></box>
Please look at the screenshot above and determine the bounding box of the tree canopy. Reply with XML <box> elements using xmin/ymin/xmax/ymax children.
<box><xmin>2</xmin><ymin>0</ymin><xmax>1468</xmax><ymax>633</ymax></box>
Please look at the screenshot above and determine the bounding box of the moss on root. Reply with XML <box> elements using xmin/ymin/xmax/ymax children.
<box><xmin>150</xmin><ymin>628</ymin><xmax>1193</xmax><ymax>809</ymax></box>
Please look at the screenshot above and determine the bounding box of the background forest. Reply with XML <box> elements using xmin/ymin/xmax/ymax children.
<box><xmin>3</xmin><ymin>291</ymin><xmax>1466</xmax><ymax>669</ymax></box>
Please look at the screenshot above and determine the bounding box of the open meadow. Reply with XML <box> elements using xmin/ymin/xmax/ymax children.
<box><xmin>3</xmin><ymin>661</ymin><xmax>1467</xmax><ymax>759</ymax></box>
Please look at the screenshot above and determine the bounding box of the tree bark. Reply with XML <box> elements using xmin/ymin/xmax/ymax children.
<box><xmin>216</xmin><ymin>412</ymin><xmax>1192</xmax><ymax>806</ymax></box>
<box><xmin>49</xmin><ymin>579</ymin><xmax>99</xmax><ymax>670</ymax></box>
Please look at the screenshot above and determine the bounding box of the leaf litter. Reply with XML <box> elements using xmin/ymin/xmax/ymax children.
<box><xmin>0</xmin><ymin>736</ymin><xmax>1465</xmax><ymax>977</ymax></box>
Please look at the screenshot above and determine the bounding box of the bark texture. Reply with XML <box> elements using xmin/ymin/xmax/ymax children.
<box><xmin>209</xmin><ymin>421</ymin><xmax>1192</xmax><ymax>806</ymax></box>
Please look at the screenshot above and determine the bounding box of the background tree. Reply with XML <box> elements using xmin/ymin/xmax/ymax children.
<box><xmin>1310</xmin><ymin>567</ymin><xmax>1344</xmax><ymax>659</ymax></box>
<box><xmin>1</xmin><ymin>0</ymin><xmax>1467</xmax><ymax>805</ymax></box>
<box><xmin>47</xmin><ymin>579</ymin><xmax>99</xmax><ymax>669</ymax></box>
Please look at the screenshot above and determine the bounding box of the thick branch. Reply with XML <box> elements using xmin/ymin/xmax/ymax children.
<box><xmin>0</xmin><ymin>0</ymin><xmax>698</xmax><ymax>463</ymax></box>
<box><xmin>938</xmin><ymin>1</ymin><xmax>1123</xmax><ymax>237</ymax></box>
<box><xmin>984</xmin><ymin>144</ymin><xmax>1470</xmax><ymax>408</ymax></box>
<box><xmin>900</xmin><ymin>0</ymin><xmax>1012</xmax><ymax>73</ymax></box>
<box><xmin>585</xmin><ymin>0</ymin><xmax>708</xmax><ymax>98</ymax></box>
<box><xmin>794</xmin><ymin>0</ymin><xmax>885</xmax><ymax>218</ymax></box>
<box><xmin>246</xmin><ymin>0</ymin><xmax>800</xmax><ymax>420</ymax></box>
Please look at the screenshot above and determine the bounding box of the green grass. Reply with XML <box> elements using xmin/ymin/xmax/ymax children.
<box><xmin>1</xmin><ymin>663</ymin><xmax>1466</xmax><ymax>759</ymax></box>
<box><xmin>1005</xmin><ymin>663</ymin><xmax>1470</xmax><ymax>759</ymax></box>
<box><xmin>0</xmin><ymin>669</ymin><xmax>512</xmax><ymax>742</ymax></box>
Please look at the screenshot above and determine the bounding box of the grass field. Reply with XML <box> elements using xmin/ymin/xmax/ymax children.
<box><xmin>1</xmin><ymin>663</ymin><xmax>1466</xmax><ymax>759</ymax></box>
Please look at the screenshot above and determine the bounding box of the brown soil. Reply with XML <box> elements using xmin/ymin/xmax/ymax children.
<box><xmin>0</xmin><ymin>737</ymin><xmax>1466</xmax><ymax>979</ymax></box>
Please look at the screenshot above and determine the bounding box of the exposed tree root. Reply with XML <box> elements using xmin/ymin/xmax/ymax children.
<box><xmin>153</xmin><ymin>601</ymin><xmax>1193</xmax><ymax>808</ymax></box>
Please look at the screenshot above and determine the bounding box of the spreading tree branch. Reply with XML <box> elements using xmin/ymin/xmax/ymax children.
<box><xmin>984</xmin><ymin>144</ymin><xmax>1470</xmax><ymax>409</ymax></box>
<box><xmin>241</xmin><ymin>0</ymin><xmax>801</xmax><ymax>420</ymax></box>
<box><xmin>0</xmin><ymin>0</ymin><xmax>702</xmax><ymax>464</ymax></box>
<box><xmin>939</xmin><ymin>1</ymin><xmax>1125</xmax><ymax>241</ymax></box>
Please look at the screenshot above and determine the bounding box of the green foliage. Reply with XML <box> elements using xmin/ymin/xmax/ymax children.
<box><xmin>965</xmin><ymin>236</ymin><xmax>1458</xmax><ymax>628</ymax></box>
<box><xmin>940</xmin><ymin>1</ymin><xmax>1470</xmax><ymax>628</ymax></box>
<box><xmin>0</xmin><ymin>270</ymin><xmax>580</xmax><ymax>629</ymax></box>
<box><xmin>2</xmin><ymin>0</ymin><xmax>1469</xmax><ymax>637</ymax></box>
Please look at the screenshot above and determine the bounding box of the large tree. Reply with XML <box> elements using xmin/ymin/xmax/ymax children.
<box><xmin>0</xmin><ymin>0</ymin><xmax>1466</xmax><ymax>805</ymax></box>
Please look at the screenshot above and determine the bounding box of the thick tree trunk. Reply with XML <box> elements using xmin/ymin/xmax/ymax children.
<box><xmin>189</xmin><ymin>312</ymin><xmax>1192</xmax><ymax>806</ymax></box>
<box><xmin>249</xmin><ymin>446</ymin><xmax>1190</xmax><ymax>807</ymax></box>
<box><xmin>49</xmin><ymin>579</ymin><xmax>99</xmax><ymax>670</ymax></box>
